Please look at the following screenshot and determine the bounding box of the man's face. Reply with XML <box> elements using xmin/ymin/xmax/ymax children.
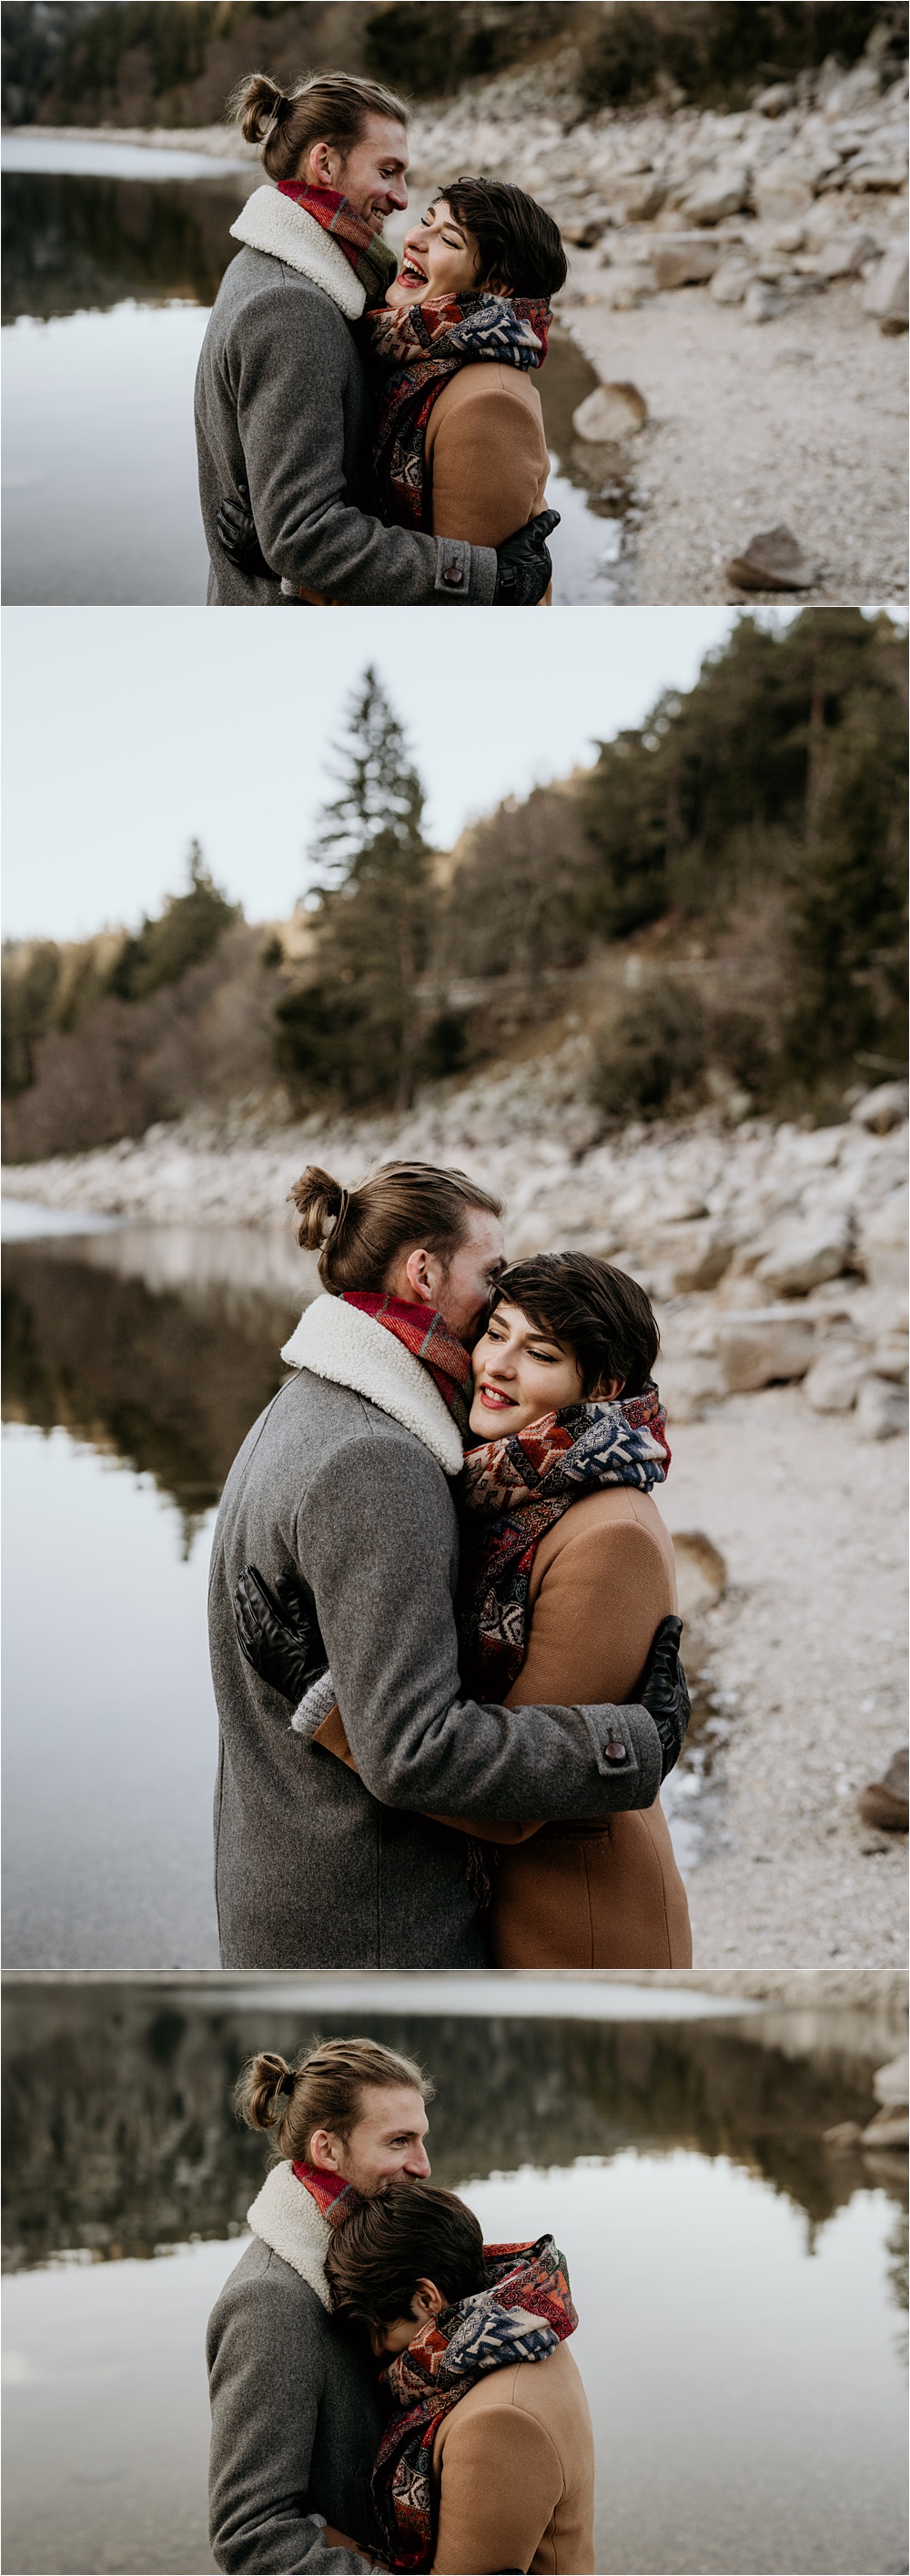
<box><xmin>305</xmin><ymin>114</ymin><xmax>409</xmax><ymax>231</ymax></box>
<box><xmin>315</xmin><ymin>2085</ymin><xmax>431</xmax><ymax>2197</ymax></box>
<box><xmin>431</xmin><ymin>1211</ymin><xmax>508</xmax><ymax>1347</ymax></box>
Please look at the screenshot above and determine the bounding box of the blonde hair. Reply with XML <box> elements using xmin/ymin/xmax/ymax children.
<box><xmin>234</xmin><ymin>2035</ymin><xmax>432</xmax><ymax>2162</ymax></box>
<box><xmin>228</xmin><ymin>67</ymin><xmax>409</xmax><ymax>185</ymax></box>
<box><xmin>290</xmin><ymin>1159</ymin><xmax>502</xmax><ymax>1293</ymax></box>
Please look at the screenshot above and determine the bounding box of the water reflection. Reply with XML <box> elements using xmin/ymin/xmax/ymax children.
<box><xmin>2</xmin><ymin>171</ymin><xmax>248</xmax><ymax>324</ymax></box>
<box><xmin>3</xmin><ymin>1981</ymin><xmax>905</xmax><ymax>2270</ymax></box>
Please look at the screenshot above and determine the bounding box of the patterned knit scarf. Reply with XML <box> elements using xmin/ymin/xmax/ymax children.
<box><xmin>339</xmin><ymin>1290</ymin><xmax>474</xmax><ymax>1441</ymax></box>
<box><xmin>292</xmin><ymin>2158</ymin><xmax>363</xmax><ymax>2229</ymax></box>
<box><xmin>362</xmin><ymin>293</ymin><xmax>551</xmax><ymax>528</ymax></box>
<box><xmin>373</xmin><ymin>2233</ymin><xmax>577</xmax><ymax>2571</ymax></box>
<box><xmin>458</xmin><ymin>1386</ymin><xmax>671</xmax><ymax>1698</ymax></box>
<box><xmin>277</xmin><ymin>182</ymin><xmax>399</xmax><ymax>306</ymax></box>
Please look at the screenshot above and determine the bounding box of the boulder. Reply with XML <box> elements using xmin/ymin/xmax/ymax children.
<box><xmin>672</xmin><ymin>1530</ymin><xmax>727</xmax><ymax>1616</ymax></box>
<box><xmin>754</xmin><ymin>82</ymin><xmax>795</xmax><ymax>117</ymax></box>
<box><xmin>710</xmin><ymin>260</ymin><xmax>752</xmax><ymax>303</ymax></box>
<box><xmin>854</xmin><ymin>1376</ymin><xmax>909</xmax><ymax>1440</ymax></box>
<box><xmin>872</xmin><ymin>1332</ymin><xmax>908</xmax><ymax>1387</ymax></box>
<box><xmin>724</xmin><ymin>524</ymin><xmax>816</xmax><ymax>590</ymax></box>
<box><xmin>872</xmin><ymin>2053</ymin><xmax>910</xmax><ymax>2109</ymax></box>
<box><xmin>816</xmin><ymin>229</ymin><xmax>880</xmax><ymax>277</ymax></box>
<box><xmin>652</xmin><ymin>234</ymin><xmax>722</xmax><ymax>289</ymax></box>
<box><xmin>612</xmin><ymin>176</ymin><xmax>667</xmax><ymax>223</ymax></box>
<box><xmin>562</xmin><ymin>215</ymin><xmax>607</xmax><ymax>247</ymax></box>
<box><xmin>753</xmin><ymin>159</ymin><xmax>815</xmax><ymax>223</ymax></box>
<box><xmin>743</xmin><ymin>280</ymin><xmax>788</xmax><ymax>322</ymax></box>
<box><xmin>863</xmin><ymin>246</ymin><xmax>909</xmax><ymax>330</ymax></box>
<box><xmin>755</xmin><ymin>1218</ymin><xmax>851</xmax><ymax>1295</ymax></box>
<box><xmin>857</xmin><ymin>1188</ymin><xmax>908</xmax><ymax>1290</ymax></box>
<box><xmin>684</xmin><ymin>169</ymin><xmax>750</xmax><ymax>226</ymax></box>
<box><xmin>860</xmin><ymin>2107</ymin><xmax>910</xmax><ymax>2148</ymax></box>
<box><xmin>715</xmin><ymin>1308</ymin><xmax>816</xmax><ymax>1391</ymax></box>
<box><xmin>803</xmin><ymin>1345</ymin><xmax>866</xmax><ymax>1412</ymax></box>
<box><xmin>572</xmin><ymin>381</ymin><xmax>648</xmax><ymax>441</ymax></box>
<box><xmin>850</xmin><ymin>1080</ymin><xmax>909</xmax><ymax>1133</ymax></box>
<box><xmin>659</xmin><ymin>1354</ymin><xmax>726</xmax><ymax>1421</ymax></box>
<box><xmin>846</xmin><ymin>158</ymin><xmax>909</xmax><ymax>193</ymax></box>
<box><xmin>628</xmin><ymin>1218</ymin><xmax>733</xmax><ymax>1296</ymax></box>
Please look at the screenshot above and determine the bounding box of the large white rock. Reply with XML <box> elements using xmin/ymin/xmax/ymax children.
<box><xmin>672</xmin><ymin>1530</ymin><xmax>727</xmax><ymax>1614</ymax></box>
<box><xmin>572</xmin><ymin>381</ymin><xmax>648</xmax><ymax>441</ymax></box>
<box><xmin>816</xmin><ymin>229</ymin><xmax>881</xmax><ymax>277</ymax></box>
<box><xmin>710</xmin><ymin>259</ymin><xmax>753</xmax><ymax>303</ymax></box>
<box><xmin>803</xmin><ymin>1345</ymin><xmax>866</xmax><ymax>1412</ymax></box>
<box><xmin>863</xmin><ymin>245</ymin><xmax>909</xmax><ymax>329</ymax></box>
<box><xmin>684</xmin><ymin>168</ymin><xmax>750</xmax><ymax>225</ymax></box>
<box><xmin>857</xmin><ymin>1189</ymin><xmax>909</xmax><ymax>1290</ymax></box>
<box><xmin>753</xmin><ymin>158</ymin><xmax>815</xmax><ymax>222</ymax></box>
<box><xmin>850</xmin><ymin>1080</ymin><xmax>909</xmax><ymax>1132</ymax></box>
<box><xmin>715</xmin><ymin>1308</ymin><xmax>816</xmax><ymax>1392</ymax></box>
<box><xmin>627</xmin><ymin>1218</ymin><xmax>733</xmax><ymax>1296</ymax></box>
<box><xmin>755</xmin><ymin>1219</ymin><xmax>852</xmax><ymax>1296</ymax></box>
<box><xmin>652</xmin><ymin>233</ymin><xmax>722</xmax><ymax>289</ymax></box>
<box><xmin>854</xmin><ymin>1375</ymin><xmax>909</xmax><ymax>1440</ymax></box>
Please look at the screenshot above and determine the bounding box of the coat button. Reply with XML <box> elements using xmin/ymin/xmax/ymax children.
<box><xmin>442</xmin><ymin>562</ymin><xmax>463</xmax><ymax>586</ymax></box>
<box><xmin>603</xmin><ymin>1739</ymin><xmax>627</xmax><ymax>1763</ymax></box>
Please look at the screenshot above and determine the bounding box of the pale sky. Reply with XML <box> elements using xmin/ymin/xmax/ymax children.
<box><xmin>2</xmin><ymin>604</ymin><xmax>800</xmax><ymax>940</ymax></box>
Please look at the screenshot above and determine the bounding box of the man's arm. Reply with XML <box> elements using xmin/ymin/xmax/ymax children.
<box><xmin>207</xmin><ymin>2270</ymin><xmax>371</xmax><ymax>2575</ymax></box>
<box><xmin>298</xmin><ymin>1432</ymin><xmax>663</xmax><ymax>1823</ymax></box>
<box><xmin>226</xmin><ymin>284</ymin><xmax>495</xmax><ymax>605</ymax></box>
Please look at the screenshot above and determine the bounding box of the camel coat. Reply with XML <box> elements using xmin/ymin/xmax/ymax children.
<box><xmin>424</xmin><ymin>365</ymin><xmax>552</xmax><ymax>600</ymax></box>
<box><xmin>430</xmin><ymin>2340</ymin><xmax>595</xmax><ymax>2575</ymax></box>
<box><xmin>313</xmin><ymin>1485</ymin><xmax>691</xmax><ymax>1970</ymax></box>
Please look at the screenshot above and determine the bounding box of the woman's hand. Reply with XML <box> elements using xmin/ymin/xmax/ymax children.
<box><xmin>233</xmin><ymin>1565</ymin><xmax>329</xmax><ymax>1702</ymax></box>
<box><xmin>636</xmin><ymin>1613</ymin><xmax>691</xmax><ymax>1780</ymax></box>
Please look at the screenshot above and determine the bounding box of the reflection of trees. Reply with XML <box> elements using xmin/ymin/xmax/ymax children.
<box><xmin>3</xmin><ymin>1983</ymin><xmax>902</xmax><ymax>2274</ymax></box>
<box><xmin>2</xmin><ymin>1246</ymin><xmax>292</xmax><ymax>1544</ymax></box>
<box><xmin>1</xmin><ymin>172</ymin><xmax>247</xmax><ymax>325</ymax></box>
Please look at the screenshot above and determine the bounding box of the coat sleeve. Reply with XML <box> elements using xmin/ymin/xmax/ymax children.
<box><xmin>430</xmin><ymin>2400</ymin><xmax>565</xmax><ymax>2575</ymax></box>
<box><xmin>224</xmin><ymin>283</ymin><xmax>496</xmax><ymax>604</ymax></box>
<box><xmin>297</xmin><ymin>1431</ymin><xmax>662</xmax><ymax>1822</ymax></box>
<box><xmin>207</xmin><ymin>2269</ymin><xmax>372</xmax><ymax>2574</ymax></box>
<box><xmin>430</xmin><ymin>381</ymin><xmax>549</xmax><ymax>549</ymax></box>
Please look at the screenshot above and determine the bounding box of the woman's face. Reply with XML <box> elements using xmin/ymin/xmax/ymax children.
<box><xmin>469</xmin><ymin>1299</ymin><xmax>622</xmax><ymax>1440</ymax></box>
<box><xmin>386</xmin><ymin>197</ymin><xmax>505</xmax><ymax>307</ymax></box>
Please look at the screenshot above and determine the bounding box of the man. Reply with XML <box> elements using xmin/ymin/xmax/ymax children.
<box><xmin>208</xmin><ymin>1159</ymin><xmax>688</xmax><ymax>1967</ymax></box>
<box><xmin>195</xmin><ymin>70</ymin><xmax>556</xmax><ymax>606</ymax></box>
<box><xmin>207</xmin><ymin>2036</ymin><xmax>432</xmax><ymax>2572</ymax></box>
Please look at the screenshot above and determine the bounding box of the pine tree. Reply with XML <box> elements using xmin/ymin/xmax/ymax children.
<box><xmin>275</xmin><ymin>669</ymin><xmax>435</xmax><ymax>1110</ymax></box>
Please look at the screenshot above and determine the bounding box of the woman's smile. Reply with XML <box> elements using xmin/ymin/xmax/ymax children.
<box><xmin>476</xmin><ymin>1381</ymin><xmax>516</xmax><ymax>1413</ymax></box>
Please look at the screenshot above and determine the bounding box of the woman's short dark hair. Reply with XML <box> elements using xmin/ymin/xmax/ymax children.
<box><xmin>434</xmin><ymin>177</ymin><xmax>567</xmax><ymax>300</ymax></box>
<box><xmin>325</xmin><ymin>2181</ymin><xmax>487</xmax><ymax>2327</ymax></box>
<box><xmin>490</xmin><ymin>1252</ymin><xmax>660</xmax><ymax>1397</ymax></box>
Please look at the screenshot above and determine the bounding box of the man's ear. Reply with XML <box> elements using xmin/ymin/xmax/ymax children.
<box><xmin>308</xmin><ymin>2126</ymin><xmax>343</xmax><ymax>2173</ymax></box>
<box><xmin>403</xmin><ymin>1247</ymin><xmax>437</xmax><ymax>1306</ymax></box>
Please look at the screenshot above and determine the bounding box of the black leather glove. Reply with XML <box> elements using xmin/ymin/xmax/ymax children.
<box><xmin>635</xmin><ymin>1613</ymin><xmax>691</xmax><ymax>1782</ymax></box>
<box><xmin>234</xmin><ymin>1565</ymin><xmax>329</xmax><ymax>1702</ymax></box>
<box><xmin>493</xmin><ymin>508</ymin><xmax>561</xmax><ymax>605</ymax></box>
<box><xmin>217</xmin><ymin>490</ymin><xmax>279</xmax><ymax>582</ymax></box>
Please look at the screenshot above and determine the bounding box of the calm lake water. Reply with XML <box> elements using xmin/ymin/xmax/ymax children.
<box><xmin>2</xmin><ymin>1207</ymin><xmax>706</xmax><ymax>1967</ymax></box>
<box><xmin>2</xmin><ymin>1982</ymin><xmax>907</xmax><ymax>2575</ymax></box>
<box><xmin>1</xmin><ymin>143</ymin><xmax>630</xmax><ymax>606</ymax></box>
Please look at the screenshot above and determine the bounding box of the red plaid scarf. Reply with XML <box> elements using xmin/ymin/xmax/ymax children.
<box><xmin>292</xmin><ymin>2159</ymin><xmax>362</xmax><ymax>2228</ymax></box>
<box><xmin>339</xmin><ymin>1291</ymin><xmax>473</xmax><ymax>1440</ymax></box>
<box><xmin>373</xmin><ymin>2233</ymin><xmax>577</xmax><ymax>2571</ymax></box>
<box><xmin>362</xmin><ymin>292</ymin><xmax>551</xmax><ymax>528</ymax></box>
<box><xmin>277</xmin><ymin>182</ymin><xmax>398</xmax><ymax>306</ymax></box>
<box><xmin>458</xmin><ymin>1387</ymin><xmax>671</xmax><ymax>1697</ymax></box>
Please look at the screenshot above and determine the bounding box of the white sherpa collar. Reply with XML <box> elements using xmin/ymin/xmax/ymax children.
<box><xmin>281</xmin><ymin>1294</ymin><xmax>465</xmax><ymax>1478</ymax></box>
<box><xmin>229</xmin><ymin>186</ymin><xmax>366</xmax><ymax>320</ymax></box>
<box><xmin>247</xmin><ymin>2160</ymin><xmax>332</xmax><ymax>2308</ymax></box>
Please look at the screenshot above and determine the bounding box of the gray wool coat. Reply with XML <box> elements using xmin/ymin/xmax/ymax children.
<box><xmin>208</xmin><ymin>1300</ymin><xmax>664</xmax><ymax>1969</ymax></box>
<box><xmin>194</xmin><ymin>187</ymin><xmax>498</xmax><ymax>607</ymax></box>
<box><xmin>207</xmin><ymin>2236</ymin><xmax>381</xmax><ymax>2572</ymax></box>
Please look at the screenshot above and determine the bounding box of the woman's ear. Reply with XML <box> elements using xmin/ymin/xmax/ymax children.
<box><xmin>590</xmin><ymin>1373</ymin><xmax>625</xmax><ymax>1402</ymax></box>
<box><xmin>413</xmin><ymin>2277</ymin><xmax>446</xmax><ymax>2318</ymax></box>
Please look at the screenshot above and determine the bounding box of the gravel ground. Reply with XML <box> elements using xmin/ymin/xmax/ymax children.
<box><xmin>657</xmin><ymin>1384</ymin><xmax>907</xmax><ymax>1969</ymax></box>
<box><xmin>561</xmin><ymin>258</ymin><xmax>908</xmax><ymax>604</ymax></box>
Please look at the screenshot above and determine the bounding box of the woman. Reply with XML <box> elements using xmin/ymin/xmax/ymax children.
<box><xmin>363</xmin><ymin>177</ymin><xmax>566</xmax><ymax>574</ymax></box>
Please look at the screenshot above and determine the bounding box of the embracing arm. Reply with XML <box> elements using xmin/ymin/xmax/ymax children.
<box><xmin>207</xmin><ymin>2268</ymin><xmax>372</xmax><ymax>2575</ymax></box>
<box><xmin>297</xmin><ymin>1433</ymin><xmax>663</xmax><ymax>1822</ymax></box>
<box><xmin>225</xmin><ymin>284</ymin><xmax>495</xmax><ymax>605</ymax></box>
